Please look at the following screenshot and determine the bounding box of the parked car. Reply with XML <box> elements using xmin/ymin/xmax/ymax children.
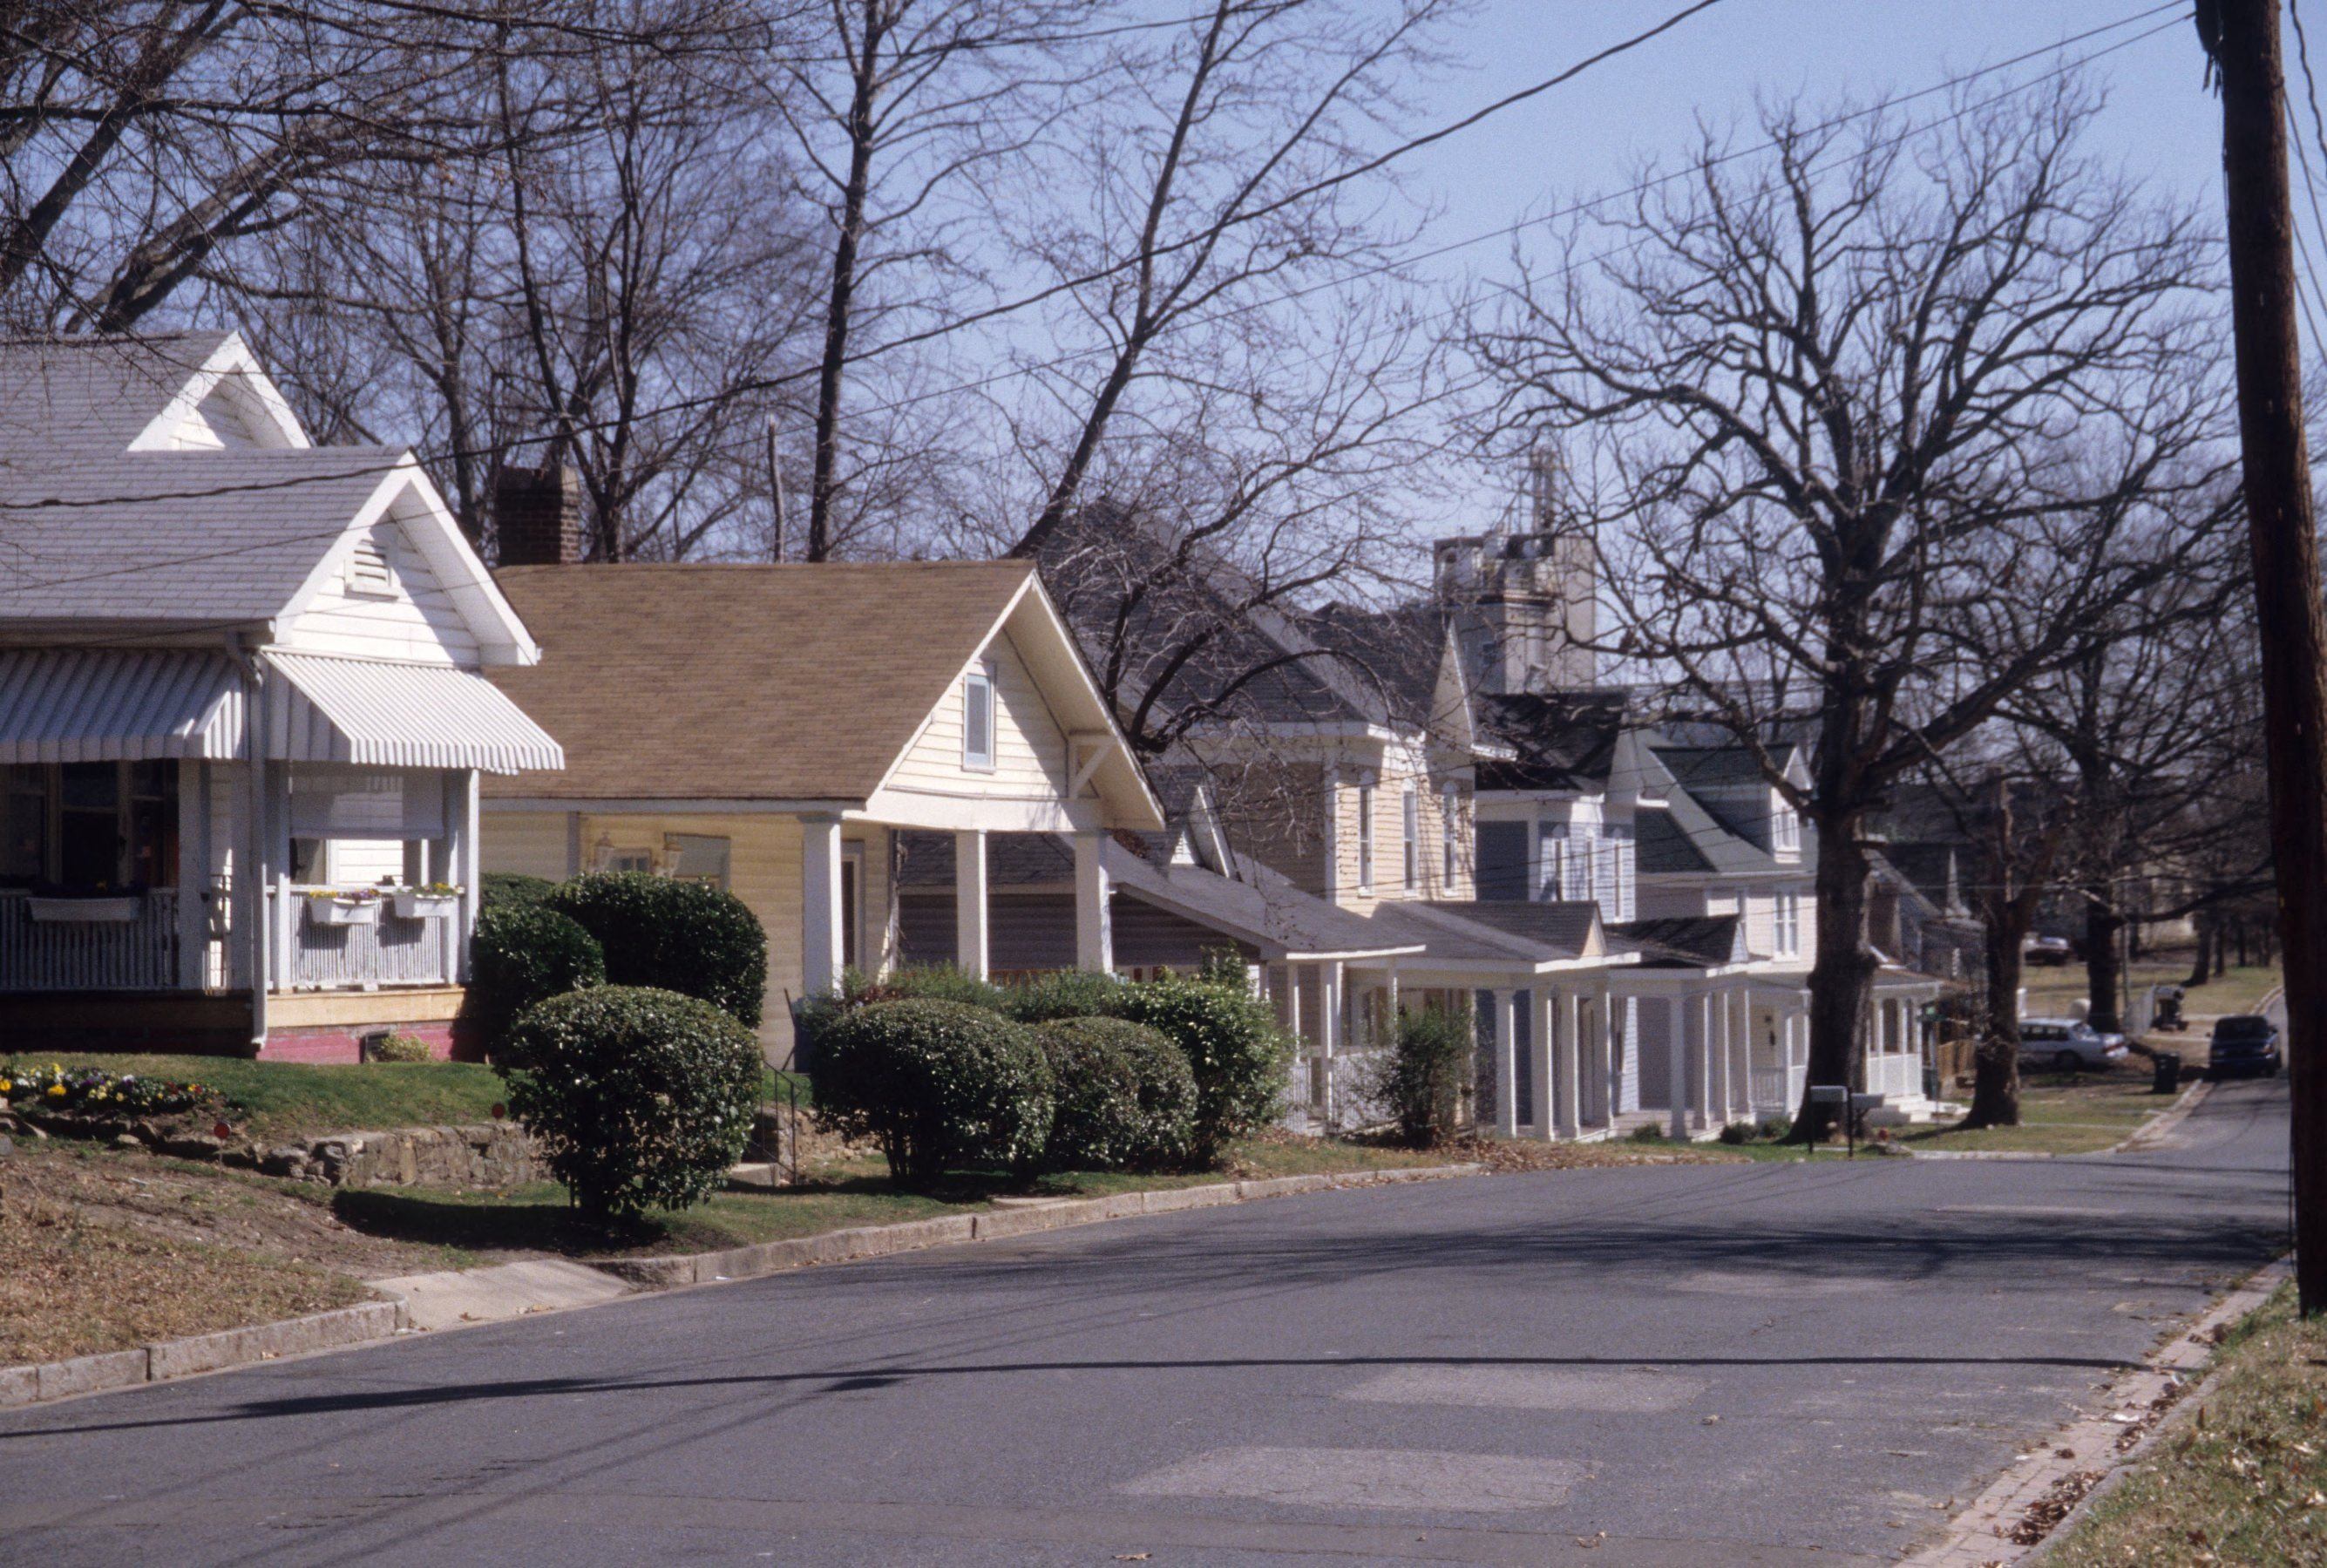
<box><xmin>2017</xmin><ymin>1018</ymin><xmax>2129</xmax><ymax>1073</ymax></box>
<box><xmin>2023</xmin><ymin>935</ymin><xmax>2074</xmax><ymax>967</ymax></box>
<box><xmin>2207</xmin><ymin>1015</ymin><xmax>2283</xmax><ymax>1079</ymax></box>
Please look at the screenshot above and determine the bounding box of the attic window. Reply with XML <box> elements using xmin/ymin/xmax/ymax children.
<box><xmin>345</xmin><ymin>536</ymin><xmax>395</xmax><ymax>598</ymax></box>
<box><xmin>962</xmin><ymin>663</ymin><xmax>996</xmax><ymax>772</ymax></box>
<box><xmin>1773</xmin><ymin>803</ymin><xmax>1801</xmax><ymax>856</ymax></box>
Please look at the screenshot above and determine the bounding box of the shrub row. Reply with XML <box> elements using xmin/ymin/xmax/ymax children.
<box><xmin>808</xmin><ymin>972</ymin><xmax>1268</xmax><ymax>1186</ymax></box>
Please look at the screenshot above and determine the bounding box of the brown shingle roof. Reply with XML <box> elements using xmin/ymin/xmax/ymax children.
<box><xmin>483</xmin><ymin>561</ymin><xmax>1035</xmax><ymax>803</ymax></box>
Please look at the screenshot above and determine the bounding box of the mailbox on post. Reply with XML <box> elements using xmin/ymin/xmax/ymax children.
<box><xmin>1808</xmin><ymin>1083</ymin><xmax>1853</xmax><ymax>1157</ymax></box>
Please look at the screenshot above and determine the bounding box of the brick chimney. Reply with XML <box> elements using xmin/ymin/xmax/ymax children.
<box><xmin>493</xmin><ymin>463</ymin><xmax>587</xmax><ymax>566</ymax></box>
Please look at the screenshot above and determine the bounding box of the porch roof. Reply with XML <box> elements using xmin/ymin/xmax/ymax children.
<box><xmin>266</xmin><ymin>651</ymin><xmax>564</xmax><ymax>774</ymax></box>
<box><xmin>0</xmin><ymin>648</ymin><xmax>243</xmax><ymax>763</ymax></box>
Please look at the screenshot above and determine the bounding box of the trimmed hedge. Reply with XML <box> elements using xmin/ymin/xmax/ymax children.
<box><xmin>546</xmin><ymin>872</ymin><xmax>767</xmax><ymax>1027</ymax></box>
<box><xmin>1112</xmin><ymin>974</ymin><xmax>1292</xmax><ymax>1162</ymax></box>
<box><xmin>466</xmin><ymin>902</ymin><xmax>606</xmax><ymax>1056</ymax></box>
<box><xmin>497</xmin><ymin>986</ymin><xmax>764</xmax><ymax>1223</ymax></box>
<box><xmin>1035</xmin><ymin>1016</ymin><xmax>1196</xmax><ymax>1170</ymax></box>
<box><xmin>479</xmin><ymin>871</ymin><xmax>559</xmax><ymax>911</ymax></box>
<box><xmin>810</xmin><ymin>999</ymin><xmax>1054</xmax><ymax>1186</ymax></box>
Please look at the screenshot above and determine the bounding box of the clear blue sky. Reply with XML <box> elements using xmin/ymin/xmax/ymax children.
<box><xmin>1387</xmin><ymin>1</ymin><xmax>2225</xmax><ymax>533</ymax></box>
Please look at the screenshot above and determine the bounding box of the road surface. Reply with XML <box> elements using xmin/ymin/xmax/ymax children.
<box><xmin>0</xmin><ymin>1078</ymin><xmax>2290</xmax><ymax>1566</ymax></box>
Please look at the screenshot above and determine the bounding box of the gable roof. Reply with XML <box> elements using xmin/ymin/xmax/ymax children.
<box><xmin>483</xmin><ymin>561</ymin><xmax>1155</xmax><ymax>822</ymax></box>
<box><xmin>0</xmin><ymin>331</ymin><xmax>247</xmax><ymax>464</ymax></box>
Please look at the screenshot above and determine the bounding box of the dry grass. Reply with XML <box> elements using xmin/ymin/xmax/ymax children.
<box><xmin>2046</xmin><ymin>1284</ymin><xmax>2327</xmax><ymax>1568</ymax></box>
<box><xmin>1897</xmin><ymin>1065</ymin><xmax>2181</xmax><ymax>1156</ymax></box>
<box><xmin>0</xmin><ymin>1178</ymin><xmax>370</xmax><ymax>1365</ymax></box>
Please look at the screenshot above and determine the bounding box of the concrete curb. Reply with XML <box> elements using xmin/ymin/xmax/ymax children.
<box><xmin>594</xmin><ymin>1162</ymin><xmax>1485</xmax><ymax>1291</ymax></box>
<box><xmin>0</xmin><ymin>1300</ymin><xmax>404</xmax><ymax>1412</ymax></box>
<box><xmin>2107</xmin><ymin>1076</ymin><xmax>2214</xmax><ymax>1154</ymax></box>
<box><xmin>1908</xmin><ymin>1254</ymin><xmax>2291</xmax><ymax>1567</ymax></box>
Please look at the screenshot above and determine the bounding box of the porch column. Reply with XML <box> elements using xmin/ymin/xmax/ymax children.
<box><xmin>1693</xmin><ymin>991</ymin><xmax>1713</xmax><ymax>1131</ymax></box>
<box><xmin>1736</xmin><ymin>990</ymin><xmax>1755</xmax><ymax>1114</ymax></box>
<box><xmin>800</xmin><ymin>813</ymin><xmax>845</xmax><ymax>996</ymax></box>
<box><xmin>1667</xmin><ymin>994</ymin><xmax>1688</xmax><ymax>1139</ymax></box>
<box><xmin>453</xmin><ymin>770</ymin><xmax>480</xmax><ymax>983</ymax></box>
<box><xmin>1491</xmin><ymin>988</ymin><xmax>1519</xmax><ymax>1137</ymax></box>
<box><xmin>1554</xmin><ymin>986</ymin><xmax>1581</xmax><ymax>1138</ymax></box>
<box><xmin>1530</xmin><ymin>987</ymin><xmax>1555</xmax><ymax>1139</ymax></box>
<box><xmin>954</xmin><ymin>828</ymin><xmax>988</xmax><ymax>981</ymax></box>
<box><xmin>1319</xmin><ymin>960</ymin><xmax>1344</xmax><ymax>1127</ymax></box>
<box><xmin>176</xmin><ymin>760</ymin><xmax>207</xmax><ymax>990</ymax></box>
<box><xmin>1591</xmin><ymin>988</ymin><xmax>1614</xmax><ymax>1125</ymax></box>
<box><xmin>270</xmin><ymin>764</ymin><xmax>293</xmax><ymax>994</ymax></box>
<box><xmin>1713</xmin><ymin>987</ymin><xmax>1733</xmax><ymax>1123</ymax></box>
<box><xmin>1071</xmin><ymin>829</ymin><xmax>1112</xmax><ymax>974</ymax></box>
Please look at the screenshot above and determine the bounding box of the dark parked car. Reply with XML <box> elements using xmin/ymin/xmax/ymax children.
<box><xmin>2208</xmin><ymin>1015</ymin><xmax>2283</xmax><ymax>1079</ymax></box>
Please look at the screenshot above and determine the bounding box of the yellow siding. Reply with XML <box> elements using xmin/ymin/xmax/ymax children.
<box><xmin>283</xmin><ymin>519</ymin><xmax>482</xmax><ymax>665</ymax></box>
<box><xmin>886</xmin><ymin>628</ymin><xmax>1069</xmax><ymax>801</ymax></box>
<box><xmin>481</xmin><ymin>811</ymin><xmax>571</xmax><ymax>879</ymax></box>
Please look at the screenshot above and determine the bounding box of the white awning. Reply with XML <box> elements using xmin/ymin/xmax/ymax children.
<box><xmin>0</xmin><ymin>648</ymin><xmax>244</xmax><ymax>764</ymax></box>
<box><xmin>266</xmin><ymin>651</ymin><xmax>564</xmax><ymax>774</ymax></box>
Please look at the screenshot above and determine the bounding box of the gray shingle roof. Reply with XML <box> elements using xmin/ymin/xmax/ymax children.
<box><xmin>0</xmin><ymin>332</ymin><xmax>234</xmax><ymax>466</ymax></box>
<box><xmin>1364</xmin><ymin>898</ymin><xmax>1604</xmax><ymax>966</ymax></box>
<box><xmin>1635</xmin><ymin>807</ymin><xmax>1713</xmax><ymax>873</ymax></box>
<box><xmin>1107</xmin><ymin>842</ymin><xmax>1416</xmax><ymax>960</ymax></box>
<box><xmin>1611</xmin><ymin>914</ymin><xmax>1750</xmax><ymax>968</ymax></box>
<box><xmin>0</xmin><ymin>449</ymin><xmax>399</xmax><ymax>628</ymax></box>
<box><xmin>1476</xmin><ymin>690</ymin><xmax>1628</xmax><ymax>791</ymax></box>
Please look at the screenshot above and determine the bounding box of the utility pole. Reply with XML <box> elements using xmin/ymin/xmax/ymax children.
<box><xmin>2202</xmin><ymin>0</ymin><xmax>2327</xmax><ymax>1314</ymax></box>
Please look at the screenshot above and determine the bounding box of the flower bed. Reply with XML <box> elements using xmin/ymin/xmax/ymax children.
<box><xmin>1</xmin><ymin>1062</ymin><xmax>225</xmax><ymax>1121</ymax></box>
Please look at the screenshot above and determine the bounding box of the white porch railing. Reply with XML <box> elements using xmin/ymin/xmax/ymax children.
<box><xmin>273</xmin><ymin>891</ymin><xmax>457</xmax><ymax>989</ymax></box>
<box><xmin>1866</xmin><ymin>1053</ymin><xmax>1923</xmax><ymax>1102</ymax></box>
<box><xmin>0</xmin><ymin>888</ymin><xmax>179</xmax><ymax>991</ymax></box>
<box><xmin>1749</xmin><ymin>1066</ymin><xmax>1789</xmax><ymax>1113</ymax></box>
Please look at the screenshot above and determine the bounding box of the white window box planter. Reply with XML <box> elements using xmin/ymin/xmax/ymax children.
<box><xmin>392</xmin><ymin>892</ymin><xmax>460</xmax><ymax>920</ymax></box>
<box><xmin>306</xmin><ymin>897</ymin><xmax>381</xmax><ymax>928</ymax></box>
<box><xmin>27</xmin><ymin>894</ymin><xmax>141</xmax><ymax>923</ymax></box>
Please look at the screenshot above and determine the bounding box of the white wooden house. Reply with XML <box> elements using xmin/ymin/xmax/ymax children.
<box><xmin>476</xmin><ymin>554</ymin><xmax>1162</xmax><ymax>1058</ymax></box>
<box><xmin>0</xmin><ymin>332</ymin><xmax>563</xmax><ymax>1057</ymax></box>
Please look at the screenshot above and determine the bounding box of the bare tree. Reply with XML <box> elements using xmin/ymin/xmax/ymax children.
<box><xmin>1464</xmin><ymin>83</ymin><xmax>2240</xmax><ymax>1139</ymax></box>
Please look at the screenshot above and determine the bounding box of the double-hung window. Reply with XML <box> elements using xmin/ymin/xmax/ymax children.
<box><xmin>1774</xmin><ymin>891</ymin><xmax>1801</xmax><ymax>956</ymax></box>
<box><xmin>962</xmin><ymin>663</ymin><xmax>997</xmax><ymax>771</ymax></box>
<box><xmin>1401</xmin><ymin>789</ymin><xmax>1419</xmax><ymax>890</ymax></box>
<box><xmin>1356</xmin><ymin>784</ymin><xmax>1375</xmax><ymax>892</ymax></box>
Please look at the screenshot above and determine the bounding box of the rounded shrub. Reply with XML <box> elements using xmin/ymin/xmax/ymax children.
<box><xmin>497</xmin><ymin>986</ymin><xmax>764</xmax><ymax>1224</ymax></box>
<box><xmin>1112</xmin><ymin>974</ymin><xmax>1292</xmax><ymax>1164</ymax></box>
<box><xmin>546</xmin><ymin>872</ymin><xmax>767</xmax><ymax>1027</ymax></box>
<box><xmin>467</xmin><ymin>902</ymin><xmax>606</xmax><ymax>1056</ymax></box>
<box><xmin>809</xmin><ymin>999</ymin><xmax>1054</xmax><ymax>1186</ymax></box>
<box><xmin>479</xmin><ymin>871</ymin><xmax>559</xmax><ymax>911</ymax></box>
<box><xmin>1036</xmin><ymin>1016</ymin><xmax>1196</xmax><ymax>1170</ymax></box>
<box><xmin>1002</xmin><ymin>969</ymin><xmax>1127</xmax><ymax>1024</ymax></box>
<box><xmin>876</xmin><ymin>965</ymin><xmax>1010</xmax><ymax>1013</ymax></box>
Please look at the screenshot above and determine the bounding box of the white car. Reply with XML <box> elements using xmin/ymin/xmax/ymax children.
<box><xmin>2023</xmin><ymin>935</ymin><xmax>2074</xmax><ymax>967</ymax></box>
<box><xmin>2018</xmin><ymin>1018</ymin><xmax>2128</xmax><ymax>1072</ymax></box>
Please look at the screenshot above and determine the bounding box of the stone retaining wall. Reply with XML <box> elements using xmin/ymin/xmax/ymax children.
<box><xmin>260</xmin><ymin>1123</ymin><xmax>539</xmax><ymax>1188</ymax></box>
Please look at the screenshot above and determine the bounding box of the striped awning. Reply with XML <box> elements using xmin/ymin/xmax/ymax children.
<box><xmin>0</xmin><ymin>648</ymin><xmax>244</xmax><ymax>763</ymax></box>
<box><xmin>266</xmin><ymin>651</ymin><xmax>564</xmax><ymax>775</ymax></box>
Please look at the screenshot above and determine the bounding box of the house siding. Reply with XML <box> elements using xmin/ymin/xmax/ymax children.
<box><xmin>282</xmin><ymin>519</ymin><xmax>482</xmax><ymax>666</ymax></box>
<box><xmin>886</xmin><ymin>627</ymin><xmax>1069</xmax><ymax>802</ymax></box>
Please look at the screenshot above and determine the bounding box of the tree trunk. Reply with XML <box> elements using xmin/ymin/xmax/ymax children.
<box><xmin>807</xmin><ymin>17</ymin><xmax>884</xmax><ymax>563</ymax></box>
<box><xmin>2085</xmin><ymin>894</ymin><xmax>2125</xmax><ymax>1035</ymax></box>
<box><xmin>2186</xmin><ymin>920</ymin><xmax>2214</xmax><ymax>988</ymax></box>
<box><xmin>1791</xmin><ymin>817</ymin><xmax>1875</xmax><ymax>1142</ymax></box>
<box><xmin>2215</xmin><ymin>928</ymin><xmax>2230</xmax><ymax>978</ymax></box>
<box><xmin>2236</xmin><ymin>918</ymin><xmax>2252</xmax><ymax>967</ymax></box>
<box><xmin>1965</xmin><ymin>912</ymin><xmax>2032</xmax><ymax>1127</ymax></box>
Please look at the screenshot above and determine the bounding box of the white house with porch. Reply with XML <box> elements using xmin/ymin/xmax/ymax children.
<box><xmin>0</xmin><ymin>332</ymin><xmax>564</xmax><ymax>1057</ymax></box>
<box><xmin>476</xmin><ymin>554</ymin><xmax>1162</xmax><ymax>1057</ymax></box>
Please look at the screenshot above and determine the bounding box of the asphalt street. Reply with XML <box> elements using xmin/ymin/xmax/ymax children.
<box><xmin>0</xmin><ymin>1078</ymin><xmax>2291</xmax><ymax>1567</ymax></box>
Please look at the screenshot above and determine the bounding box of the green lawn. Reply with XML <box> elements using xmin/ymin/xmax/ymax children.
<box><xmin>2045</xmin><ymin>1283</ymin><xmax>2327</xmax><ymax>1567</ymax></box>
<box><xmin>3</xmin><ymin>1052</ymin><xmax>507</xmax><ymax>1143</ymax></box>
<box><xmin>2020</xmin><ymin>959</ymin><xmax>2282</xmax><ymax>1037</ymax></box>
<box><xmin>1897</xmin><ymin>1066</ymin><xmax>2181</xmax><ymax>1156</ymax></box>
<box><xmin>328</xmin><ymin>1135</ymin><xmax>1455</xmax><ymax>1259</ymax></box>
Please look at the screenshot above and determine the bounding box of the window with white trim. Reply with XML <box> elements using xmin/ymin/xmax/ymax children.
<box><xmin>1356</xmin><ymin>784</ymin><xmax>1375</xmax><ymax>892</ymax></box>
<box><xmin>1401</xmin><ymin>789</ymin><xmax>1418</xmax><ymax>889</ymax></box>
<box><xmin>1773</xmin><ymin>799</ymin><xmax>1801</xmax><ymax>855</ymax></box>
<box><xmin>1774</xmin><ymin>890</ymin><xmax>1801</xmax><ymax>956</ymax></box>
<box><xmin>962</xmin><ymin>663</ymin><xmax>996</xmax><ymax>771</ymax></box>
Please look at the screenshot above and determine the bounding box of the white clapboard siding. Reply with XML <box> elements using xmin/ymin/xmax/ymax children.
<box><xmin>282</xmin><ymin>519</ymin><xmax>480</xmax><ymax>665</ymax></box>
<box><xmin>886</xmin><ymin>629</ymin><xmax>1069</xmax><ymax>799</ymax></box>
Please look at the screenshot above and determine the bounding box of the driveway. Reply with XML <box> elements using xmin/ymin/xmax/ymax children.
<box><xmin>0</xmin><ymin>1079</ymin><xmax>2290</xmax><ymax>1566</ymax></box>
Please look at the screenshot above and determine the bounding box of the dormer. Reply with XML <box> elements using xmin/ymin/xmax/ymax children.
<box><xmin>126</xmin><ymin>332</ymin><xmax>309</xmax><ymax>452</ymax></box>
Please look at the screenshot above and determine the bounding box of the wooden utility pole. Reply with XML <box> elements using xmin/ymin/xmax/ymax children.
<box><xmin>2203</xmin><ymin>0</ymin><xmax>2327</xmax><ymax>1314</ymax></box>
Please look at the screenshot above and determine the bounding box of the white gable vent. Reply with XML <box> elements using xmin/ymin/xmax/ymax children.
<box><xmin>345</xmin><ymin>535</ymin><xmax>396</xmax><ymax>597</ymax></box>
